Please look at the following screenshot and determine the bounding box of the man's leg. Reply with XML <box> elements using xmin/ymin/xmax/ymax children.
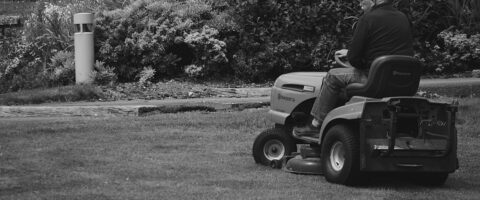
<box><xmin>294</xmin><ymin>67</ymin><xmax>367</xmax><ymax>137</ymax></box>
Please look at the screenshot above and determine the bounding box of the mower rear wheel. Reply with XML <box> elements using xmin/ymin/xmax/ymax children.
<box><xmin>321</xmin><ymin>124</ymin><xmax>361</xmax><ymax>185</ymax></box>
<box><xmin>253</xmin><ymin>127</ymin><xmax>297</xmax><ymax>166</ymax></box>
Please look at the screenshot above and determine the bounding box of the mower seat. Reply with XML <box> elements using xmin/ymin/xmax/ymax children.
<box><xmin>346</xmin><ymin>55</ymin><xmax>422</xmax><ymax>98</ymax></box>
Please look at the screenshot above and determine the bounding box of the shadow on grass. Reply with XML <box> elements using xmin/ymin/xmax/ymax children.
<box><xmin>350</xmin><ymin>172</ymin><xmax>480</xmax><ymax>192</ymax></box>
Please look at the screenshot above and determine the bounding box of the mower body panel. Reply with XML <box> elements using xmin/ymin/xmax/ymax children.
<box><xmin>319</xmin><ymin>96</ymin><xmax>458</xmax><ymax>173</ymax></box>
<box><xmin>357</xmin><ymin>97</ymin><xmax>458</xmax><ymax>172</ymax></box>
<box><xmin>318</xmin><ymin>96</ymin><xmax>370</xmax><ymax>139</ymax></box>
<box><xmin>268</xmin><ymin>72</ymin><xmax>326</xmax><ymax>125</ymax></box>
<box><xmin>267</xmin><ymin>72</ymin><xmax>458</xmax><ymax>173</ymax></box>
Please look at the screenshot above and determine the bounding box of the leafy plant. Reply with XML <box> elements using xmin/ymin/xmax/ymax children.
<box><xmin>393</xmin><ymin>0</ymin><xmax>480</xmax><ymax>70</ymax></box>
<box><xmin>0</xmin><ymin>1</ymin><xmax>80</xmax><ymax>92</ymax></box>
<box><xmin>184</xmin><ymin>25</ymin><xmax>228</xmax><ymax>78</ymax></box>
<box><xmin>446</xmin><ymin>0</ymin><xmax>480</xmax><ymax>34</ymax></box>
<box><xmin>91</xmin><ymin>61</ymin><xmax>117</xmax><ymax>85</ymax></box>
<box><xmin>184</xmin><ymin>64</ymin><xmax>205</xmax><ymax>78</ymax></box>
<box><xmin>228</xmin><ymin>0</ymin><xmax>358</xmax><ymax>81</ymax></box>
<box><xmin>3</xmin><ymin>0</ymin><xmax>480</xmax><ymax>90</ymax></box>
<box><xmin>49</xmin><ymin>50</ymin><xmax>75</xmax><ymax>85</ymax></box>
<box><xmin>137</xmin><ymin>67</ymin><xmax>156</xmax><ymax>86</ymax></box>
<box><xmin>426</xmin><ymin>30</ymin><xmax>480</xmax><ymax>73</ymax></box>
<box><xmin>0</xmin><ymin>40</ymin><xmax>52</xmax><ymax>92</ymax></box>
<box><xmin>95</xmin><ymin>0</ymin><xmax>216</xmax><ymax>82</ymax></box>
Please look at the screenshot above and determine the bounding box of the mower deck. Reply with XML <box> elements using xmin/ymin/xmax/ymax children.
<box><xmin>293</xmin><ymin>134</ymin><xmax>320</xmax><ymax>144</ymax></box>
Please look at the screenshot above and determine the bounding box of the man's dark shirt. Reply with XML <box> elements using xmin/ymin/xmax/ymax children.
<box><xmin>347</xmin><ymin>3</ymin><xmax>414</xmax><ymax>70</ymax></box>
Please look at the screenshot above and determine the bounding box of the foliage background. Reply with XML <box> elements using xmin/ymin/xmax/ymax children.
<box><xmin>0</xmin><ymin>0</ymin><xmax>479</xmax><ymax>93</ymax></box>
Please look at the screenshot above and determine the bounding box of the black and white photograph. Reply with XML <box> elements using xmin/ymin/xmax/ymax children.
<box><xmin>1</xmin><ymin>0</ymin><xmax>480</xmax><ymax>199</ymax></box>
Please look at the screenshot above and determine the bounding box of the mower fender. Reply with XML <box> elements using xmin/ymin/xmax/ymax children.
<box><xmin>268</xmin><ymin>109</ymin><xmax>290</xmax><ymax>125</ymax></box>
<box><xmin>318</xmin><ymin>97</ymin><xmax>367</xmax><ymax>144</ymax></box>
<box><xmin>268</xmin><ymin>72</ymin><xmax>327</xmax><ymax>125</ymax></box>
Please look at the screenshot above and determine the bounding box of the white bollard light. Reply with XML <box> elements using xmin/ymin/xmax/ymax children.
<box><xmin>74</xmin><ymin>13</ymin><xmax>94</xmax><ymax>84</ymax></box>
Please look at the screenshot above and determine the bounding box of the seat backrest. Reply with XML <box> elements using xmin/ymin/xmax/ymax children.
<box><xmin>346</xmin><ymin>55</ymin><xmax>422</xmax><ymax>98</ymax></box>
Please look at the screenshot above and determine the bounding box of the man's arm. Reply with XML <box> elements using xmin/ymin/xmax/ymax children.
<box><xmin>347</xmin><ymin>16</ymin><xmax>369</xmax><ymax>69</ymax></box>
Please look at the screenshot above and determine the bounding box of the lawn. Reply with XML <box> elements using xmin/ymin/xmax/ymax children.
<box><xmin>1</xmin><ymin>100</ymin><xmax>480</xmax><ymax>199</ymax></box>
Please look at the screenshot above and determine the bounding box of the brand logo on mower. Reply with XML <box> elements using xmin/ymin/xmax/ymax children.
<box><xmin>420</xmin><ymin>120</ymin><xmax>447</xmax><ymax>127</ymax></box>
<box><xmin>278</xmin><ymin>94</ymin><xmax>295</xmax><ymax>102</ymax></box>
<box><xmin>393</xmin><ymin>71</ymin><xmax>412</xmax><ymax>76</ymax></box>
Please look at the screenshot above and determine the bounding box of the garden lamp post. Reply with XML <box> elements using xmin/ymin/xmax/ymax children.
<box><xmin>74</xmin><ymin>13</ymin><xmax>94</xmax><ymax>84</ymax></box>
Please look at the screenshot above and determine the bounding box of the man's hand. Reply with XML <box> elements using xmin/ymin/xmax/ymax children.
<box><xmin>333</xmin><ymin>49</ymin><xmax>352</xmax><ymax>68</ymax></box>
<box><xmin>335</xmin><ymin>49</ymin><xmax>348</xmax><ymax>58</ymax></box>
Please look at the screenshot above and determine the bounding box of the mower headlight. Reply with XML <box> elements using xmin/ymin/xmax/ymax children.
<box><xmin>303</xmin><ymin>86</ymin><xmax>315</xmax><ymax>92</ymax></box>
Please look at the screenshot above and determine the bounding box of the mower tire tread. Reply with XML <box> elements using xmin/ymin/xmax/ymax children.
<box><xmin>321</xmin><ymin>124</ymin><xmax>361</xmax><ymax>185</ymax></box>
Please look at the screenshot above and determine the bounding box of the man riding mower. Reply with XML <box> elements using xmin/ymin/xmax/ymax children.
<box><xmin>252</xmin><ymin>54</ymin><xmax>459</xmax><ymax>186</ymax></box>
<box><xmin>252</xmin><ymin>0</ymin><xmax>459</xmax><ymax>186</ymax></box>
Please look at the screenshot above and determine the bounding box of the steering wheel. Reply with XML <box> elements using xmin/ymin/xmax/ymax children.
<box><xmin>334</xmin><ymin>50</ymin><xmax>352</xmax><ymax>68</ymax></box>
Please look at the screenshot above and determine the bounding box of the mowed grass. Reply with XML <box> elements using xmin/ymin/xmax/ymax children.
<box><xmin>1</xmin><ymin>101</ymin><xmax>480</xmax><ymax>199</ymax></box>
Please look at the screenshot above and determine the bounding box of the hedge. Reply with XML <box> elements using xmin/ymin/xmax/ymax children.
<box><xmin>0</xmin><ymin>0</ymin><xmax>479</xmax><ymax>93</ymax></box>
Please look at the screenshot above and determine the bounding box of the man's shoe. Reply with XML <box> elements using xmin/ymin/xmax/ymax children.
<box><xmin>293</xmin><ymin>124</ymin><xmax>320</xmax><ymax>137</ymax></box>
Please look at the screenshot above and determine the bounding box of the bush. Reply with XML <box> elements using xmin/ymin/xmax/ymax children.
<box><xmin>393</xmin><ymin>0</ymin><xmax>480</xmax><ymax>74</ymax></box>
<box><xmin>94</xmin><ymin>0</ymin><xmax>233</xmax><ymax>82</ymax></box>
<box><xmin>3</xmin><ymin>0</ymin><xmax>480</xmax><ymax>92</ymax></box>
<box><xmin>424</xmin><ymin>30</ymin><xmax>480</xmax><ymax>74</ymax></box>
<box><xmin>227</xmin><ymin>0</ymin><xmax>359</xmax><ymax>81</ymax></box>
<box><xmin>0</xmin><ymin>40</ymin><xmax>51</xmax><ymax>92</ymax></box>
<box><xmin>49</xmin><ymin>50</ymin><xmax>75</xmax><ymax>85</ymax></box>
<box><xmin>92</xmin><ymin>61</ymin><xmax>117</xmax><ymax>85</ymax></box>
<box><xmin>137</xmin><ymin>67</ymin><xmax>156</xmax><ymax>85</ymax></box>
<box><xmin>184</xmin><ymin>64</ymin><xmax>204</xmax><ymax>78</ymax></box>
<box><xmin>0</xmin><ymin>1</ymin><xmax>78</xmax><ymax>93</ymax></box>
<box><xmin>445</xmin><ymin>0</ymin><xmax>480</xmax><ymax>34</ymax></box>
<box><xmin>0</xmin><ymin>0</ymin><xmax>114</xmax><ymax>93</ymax></box>
<box><xmin>184</xmin><ymin>25</ymin><xmax>229</xmax><ymax>78</ymax></box>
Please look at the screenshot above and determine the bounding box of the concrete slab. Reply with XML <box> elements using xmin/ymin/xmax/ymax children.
<box><xmin>2</xmin><ymin>78</ymin><xmax>480</xmax><ymax>118</ymax></box>
<box><xmin>0</xmin><ymin>97</ymin><xmax>270</xmax><ymax>118</ymax></box>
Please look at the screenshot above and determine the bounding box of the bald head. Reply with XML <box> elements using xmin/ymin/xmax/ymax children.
<box><xmin>375</xmin><ymin>0</ymin><xmax>391</xmax><ymax>4</ymax></box>
<box><xmin>360</xmin><ymin>0</ymin><xmax>392</xmax><ymax>12</ymax></box>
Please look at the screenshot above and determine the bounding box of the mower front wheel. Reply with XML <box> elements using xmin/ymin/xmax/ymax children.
<box><xmin>253</xmin><ymin>127</ymin><xmax>297</xmax><ymax>166</ymax></box>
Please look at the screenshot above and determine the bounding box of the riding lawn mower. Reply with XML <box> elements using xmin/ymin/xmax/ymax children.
<box><xmin>252</xmin><ymin>55</ymin><xmax>459</xmax><ymax>186</ymax></box>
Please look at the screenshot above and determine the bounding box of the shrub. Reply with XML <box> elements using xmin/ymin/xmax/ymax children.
<box><xmin>445</xmin><ymin>0</ymin><xmax>480</xmax><ymax>34</ymax></box>
<box><xmin>22</xmin><ymin>2</ymin><xmax>73</xmax><ymax>48</ymax></box>
<box><xmin>3</xmin><ymin>0</ymin><xmax>480</xmax><ymax>91</ymax></box>
<box><xmin>230</xmin><ymin>46</ymin><xmax>279</xmax><ymax>82</ymax></box>
<box><xmin>311</xmin><ymin>34</ymin><xmax>341</xmax><ymax>70</ymax></box>
<box><xmin>425</xmin><ymin>30</ymin><xmax>480</xmax><ymax>74</ymax></box>
<box><xmin>393</xmin><ymin>0</ymin><xmax>480</xmax><ymax>75</ymax></box>
<box><xmin>92</xmin><ymin>61</ymin><xmax>117</xmax><ymax>85</ymax></box>
<box><xmin>393</xmin><ymin>0</ymin><xmax>452</xmax><ymax>43</ymax></box>
<box><xmin>94</xmin><ymin>0</ymin><xmax>233</xmax><ymax>82</ymax></box>
<box><xmin>184</xmin><ymin>25</ymin><xmax>228</xmax><ymax>78</ymax></box>
<box><xmin>0</xmin><ymin>40</ymin><xmax>51</xmax><ymax>92</ymax></box>
<box><xmin>227</xmin><ymin>0</ymin><xmax>358</xmax><ymax>81</ymax></box>
<box><xmin>137</xmin><ymin>67</ymin><xmax>156</xmax><ymax>85</ymax></box>
<box><xmin>0</xmin><ymin>1</ymin><xmax>79</xmax><ymax>92</ymax></box>
<box><xmin>184</xmin><ymin>64</ymin><xmax>204</xmax><ymax>78</ymax></box>
<box><xmin>49</xmin><ymin>50</ymin><xmax>75</xmax><ymax>86</ymax></box>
